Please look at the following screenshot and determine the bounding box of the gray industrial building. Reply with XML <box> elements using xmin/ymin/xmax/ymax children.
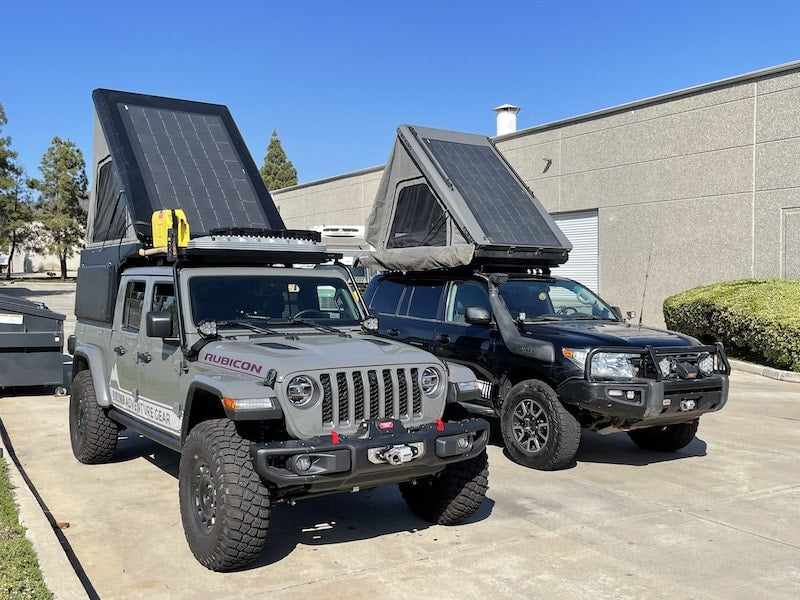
<box><xmin>274</xmin><ymin>61</ymin><xmax>800</xmax><ymax>327</ymax></box>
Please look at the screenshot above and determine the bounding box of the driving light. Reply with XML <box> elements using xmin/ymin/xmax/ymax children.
<box><xmin>659</xmin><ymin>358</ymin><xmax>672</xmax><ymax>378</ymax></box>
<box><xmin>293</xmin><ymin>455</ymin><xmax>313</xmax><ymax>472</ymax></box>
<box><xmin>198</xmin><ymin>320</ymin><xmax>218</xmax><ymax>338</ymax></box>
<box><xmin>287</xmin><ymin>375</ymin><xmax>315</xmax><ymax>406</ymax></box>
<box><xmin>697</xmin><ymin>353</ymin><xmax>714</xmax><ymax>376</ymax></box>
<box><xmin>421</xmin><ymin>367</ymin><xmax>440</xmax><ymax>395</ymax></box>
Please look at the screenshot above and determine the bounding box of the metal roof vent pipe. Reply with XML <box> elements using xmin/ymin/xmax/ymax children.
<box><xmin>493</xmin><ymin>104</ymin><xmax>521</xmax><ymax>136</ymax></box>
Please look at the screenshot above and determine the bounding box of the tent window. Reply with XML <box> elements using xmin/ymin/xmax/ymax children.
<box><xmin>93</xmin><ymin>161</ymin><xmax>128</xmax><ymax>242</ymax></box>
<box><xmin>387</xmin><ymin>184</ymin><xmax>446</xmax><ymax>248</ymax></box>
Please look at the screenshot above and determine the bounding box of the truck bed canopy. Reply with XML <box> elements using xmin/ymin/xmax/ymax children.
<box><xmin>87</xmin><ymin>89</ymin><xmax>285</xmax><ymax>248</ymax></box>
<box><xmin>362</xmin><ymin>125</ymin><xmax>571</xmax><ymax>271</ymax></box>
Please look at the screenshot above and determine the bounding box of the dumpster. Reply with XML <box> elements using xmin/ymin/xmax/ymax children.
<box><xmin>0</xmin><ymin>293</ymin><xmax>66</xmax><ymax>393</ymax></box>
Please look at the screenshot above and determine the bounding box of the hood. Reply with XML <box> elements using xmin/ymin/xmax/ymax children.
<box><xmin>521</xmin><ymin>320</ymin><xmax>701</xmax><ymax>349</ymax></box>
<box><xmin>198</xmin><ymin>333</ymin><xmax>440</xmax><ymax>379</ymax></box>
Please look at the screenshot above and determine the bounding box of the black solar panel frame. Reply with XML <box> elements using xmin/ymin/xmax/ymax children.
<box><xmin>92</xmin><ymin>89</ymin><xmax>284</xmax><ymax>243</ymax></box>
<box><xmin>400</xmin><ymin>125</ymin><xmax>571</xmax><ymax>256</ymax></box>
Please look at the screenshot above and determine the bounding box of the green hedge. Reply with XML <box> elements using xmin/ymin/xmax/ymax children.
<box><xmin>663</xmin><ymin>279</ymin><xmax>800</xmax><ymax>372</ymax></box>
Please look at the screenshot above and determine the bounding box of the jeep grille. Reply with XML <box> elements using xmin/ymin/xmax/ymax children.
<box><xmin>320</xmin><ymin>367</ymin><xmax>423</xmax><ymax>428</ymax></box>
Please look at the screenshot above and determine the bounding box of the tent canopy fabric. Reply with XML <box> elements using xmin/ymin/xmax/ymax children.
<box><xmin>362</xmin><ymin>125</ymin><xmax>571</xmax><ymax>271</ymax></box>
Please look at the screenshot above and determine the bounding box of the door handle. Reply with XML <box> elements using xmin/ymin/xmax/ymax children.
<box><xmin>137</xmin><ymin>352</ymin><xmax>152</xmax><ymax>364</ymax></box>
<box><xmin>387</xmin><ymin>328</ymin><xmax>400</xmax><ymax>337</ymax></box>
<box><xmin>436</xmin><ymin>334</ymin><xmax>451</xmax><ymax>344</ymax></box>
<box><xmin>114</xmin><ymin>346</ymin><xmax>126</xmax><ymax>356</ymax></box>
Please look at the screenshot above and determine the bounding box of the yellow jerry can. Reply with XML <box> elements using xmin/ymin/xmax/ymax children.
<box><xmin>152</xmin><ymin>209</ymin><xmax>190</xmax><ymax>248</ymax></box>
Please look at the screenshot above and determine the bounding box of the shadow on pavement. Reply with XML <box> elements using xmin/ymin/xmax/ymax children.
<box><xmin>107</xmin><ymin>429</ymin><xmax>496</xmax><ymax>570</ymax></box>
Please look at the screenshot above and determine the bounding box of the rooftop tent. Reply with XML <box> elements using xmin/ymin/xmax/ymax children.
<box><xmin>87</xmin><ymin>88</ymin><xmax>285</xmax><ymax>249</ymax></box>
<box><xmin>362</xmin><ymin>125</ymin><xmax>571</xmax><ymax>271</ymax></box>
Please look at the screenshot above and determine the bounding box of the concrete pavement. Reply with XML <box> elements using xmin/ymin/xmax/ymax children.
<box><xmin>1</xmin><ymin>370</ymin><xmax>799</xmax><ymax>599</ymax></box>
<box><xmin>1</xmin><ymin>280</ymin><xmax>799</xmax><ymax>599</ymax></box>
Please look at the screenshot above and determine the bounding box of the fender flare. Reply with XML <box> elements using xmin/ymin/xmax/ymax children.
<box><xmin>72</xmin><ymin>345</ymin><xmax>112</xmax><ymax>407</ymax></box>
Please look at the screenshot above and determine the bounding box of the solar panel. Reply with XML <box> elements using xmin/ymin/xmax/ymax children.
<box><xmin>93</xmin><ymin>89</ymin><xmax>284</xmax><ymax>242</ymax></box>
<box><xmin>422</xmin><ymin>137</ymin><xmax>562</xmax><ymax>248</ymax></box>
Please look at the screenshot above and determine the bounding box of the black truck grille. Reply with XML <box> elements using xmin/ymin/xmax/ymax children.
<box><xmin>320</xmin><ymin>367</ymin><xmax>421</xmax><ymax>428</ymax></box>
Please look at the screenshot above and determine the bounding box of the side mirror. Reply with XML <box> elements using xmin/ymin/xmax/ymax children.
<box><xmin>464</xmin><ymin>306</ymin><xmax>492</xmax><ymax>325</ymax></box>
<box><xmin>146</xmin><ymin>311</ymin><xmax>174</xmax><ymax>338</ymax></box>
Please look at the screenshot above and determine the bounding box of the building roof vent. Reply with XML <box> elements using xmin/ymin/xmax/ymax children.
<box><xmin>493</xmin><ymin>103</ymin><xmax>521</xmax><ymax>136</ymax></box>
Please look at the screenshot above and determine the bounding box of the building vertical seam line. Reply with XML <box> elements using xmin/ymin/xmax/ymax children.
<box><xmin>751</xmin><ymin>81</ymin><xmax>757</xmax><ymax>278</ymax></box>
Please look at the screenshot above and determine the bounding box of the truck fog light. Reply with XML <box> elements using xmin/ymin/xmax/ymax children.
<box><xmin>456</xmin><ymin>436</ymin><xmax>470</xmax><ymax>450</ymax></box>
<box><xmin>293</xmin><ymin>455</ymin><xmax>313</xmax><ymax>472</ymax></box>
<box><xmin>287</xmin><ymin>375</ymin><xmax>315</xmax><ymax>406</ymax></box>
<box><xmin>626</xmin><ymin>390</ymin><xmax>636</xmax><ymax>400</ymax></box>
<box><xmin>659</xmin><ymin>358</ymin><xmax>672</xmax><ymax>378</ymax></box>
<box><xmin>608</xmin><ymin>389</ymin><xmax>623</xmax><ymax>397</ymax></box>
<box><xmin>697</xmin><ymin>353</ymin><xmax>714</xmax><ymax>376</ymax></box>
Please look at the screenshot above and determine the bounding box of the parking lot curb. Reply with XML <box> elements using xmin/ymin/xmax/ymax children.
<box><xmin>0</xmin><ymin>419</ymin><xmax>91</xmax><ymax>599</ymax></box>
<box><xmin>729</xmin><ymin>359</ymin><xmax>800</xmax><ymax>383</ymax></box>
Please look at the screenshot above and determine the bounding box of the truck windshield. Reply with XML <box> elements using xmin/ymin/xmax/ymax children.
<box><xmin>498</xmin><ymin>279</ymin><xmax>617</xmax><ymax>321</ymax></box>
<box><xmin>189</xmin><ymin>275</ymin><xmax>362</xmax><ymax>327</ymax></box>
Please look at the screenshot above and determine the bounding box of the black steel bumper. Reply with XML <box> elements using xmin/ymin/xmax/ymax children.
<box><xmin>558</xmin><ymin>375</ymin><xmax>729</xmax><ymax>426</ymax></box>
<box><xmin>250</xmin><ymin>417</ymin><xmax>490</xmax><ymax>492</ymax></box>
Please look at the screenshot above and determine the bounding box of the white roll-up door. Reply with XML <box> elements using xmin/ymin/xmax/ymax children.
<box><xmin>553</xmin><ymin>210</ymin><xmax>599</xmax><ymax>293</ymax></box>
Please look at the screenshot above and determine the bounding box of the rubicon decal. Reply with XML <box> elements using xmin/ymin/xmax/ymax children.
<box><xmin>204</xmin><ymin>352</ymin><xmax>264</xmax><ymax>375</ymax></box>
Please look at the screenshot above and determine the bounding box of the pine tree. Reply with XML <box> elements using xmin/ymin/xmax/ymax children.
<box><xmin>0</xmin><ymin>103</ymin><xmax>33</xmax><ymax>278</ymax></box>
<box><xmin>259</xmin><ymin>129</ymin><xmax>298</xmax><ymax>190</ymax></box>
<box><xmin>29</xmin><ymin>137</ymin><xmax>88</xmax><ymax>280</ymax></box>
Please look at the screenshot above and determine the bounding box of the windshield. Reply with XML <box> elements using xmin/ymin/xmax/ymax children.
<box><xmin>498</xmin><ymin>279</ymin><xmax>617</xmax><ymax>321</ymax></box>
<box><xmin>189</xmin><ymin>274</ymin><xmax>362</xmax><ymax>327</ymax></box>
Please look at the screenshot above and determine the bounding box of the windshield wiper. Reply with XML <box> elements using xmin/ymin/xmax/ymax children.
<box><xmin>572</xmin><ymin>315</ymin><xmax>614</xmax><ymax>321</ymax></box>
<box><xmin>289</xmin><ymin>318</ymin><xmax>349</xmax><ymax>337</ymax></box>
<box><xmin>214</xmin><ymin>320</ymin><xmax>279</xmax><ymax>336</ymax></box>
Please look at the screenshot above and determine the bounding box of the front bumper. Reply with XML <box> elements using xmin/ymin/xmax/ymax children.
<box><xmin>251</xmin><ymin>417</ymin><xmax>489</xmax><ymax>492</ymax></box>
<box><xmin>558</xmin><ymin>375</ymin><xmax>729</xmax><ymax>427</ymax></box>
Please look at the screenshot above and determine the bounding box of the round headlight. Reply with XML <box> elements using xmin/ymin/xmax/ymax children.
<box><xmin>421</xmin><ymin>367</ymin><xmax>440</xmax><ymax>395</ymax></box>
<box><xmin>659</xmin><ymin>358</ymin><xmax>672</xmax><ymax>378</ymax></box>
<box><xmin>697</xmin><ymin>353</ymin><xmax>714</xmax><ymax>376</ymax></box>
<box><xmin>287</xmin><ymin>375</ymin><xmax>315</xmax><ymax>406</ymax></box>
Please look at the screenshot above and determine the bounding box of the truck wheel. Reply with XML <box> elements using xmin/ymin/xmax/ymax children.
<box><xmin>627</xmin><ymin>419</ymin><xmax>699</xmax><ymax>452</ymax></box>
<box><xmin>69</xmin><ymin>370</ymin><xmax>119</xmax><ymax>464</ymax></box>
<box><xmin>179</xmin><ymin>419</ymin><xmax>270</xmax><ymax>571</ymax></box>
<box><xmin>399</xmin><ymin>451</ymin><xmax>488</xmax><ymax>525</ymax></box>
<box><xmin>500</xmin><ymin>379</ymin><xmax>580</xmax><ymax>470</ymax></box>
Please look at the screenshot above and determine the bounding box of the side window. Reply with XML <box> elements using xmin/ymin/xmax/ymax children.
<box><xmin>369</xmin><ymin>279</ymin><xmax>405</xmax><ymax>315</ymax></box>
<box><xmin>122</xmin><ymin>281</ymin><xmax>146</xmax><ymax>331</ymax></box>
<box><xmin>446</xmin><ymin>281</ymin><xmax>490</xmax><ymax>323</ymax></box>
<box><xmin>152</xmin><ymin>283</ymin><xmax>177</xmax><ymax>337</ymax></box>
<box><xmin>407</xmin><ymin>284</ymin><xmax>444</xmax><ymax>320</ymax></box>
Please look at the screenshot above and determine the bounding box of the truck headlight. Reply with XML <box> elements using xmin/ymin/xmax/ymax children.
<box><xmin>591</xmin><ymin>352</ymin><xmax>637</xmax><ymax>378</ymax></box>
<box><xmin>421</xmin><ymin>367</ymin><xmax>441</xmax><ymax>395</ymax></box>
<box><xmin>287</xmin><ymin>375</ymin><xmax>315</xmax><ymax>406</ymax></box>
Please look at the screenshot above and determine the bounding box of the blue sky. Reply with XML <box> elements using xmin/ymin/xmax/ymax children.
<box><xmin>2</xmin><ymin>0</ymin><xmax>799</xmax><ymax>186</ymax></box>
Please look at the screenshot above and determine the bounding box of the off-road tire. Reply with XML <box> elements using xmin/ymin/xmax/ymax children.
<box><xmin>179</xmin><ymin>418</ymin><xmax>270</xmax><ymax>571</ymax></box>
<box><xmin>69</xmin><ymin>370</ymin><xmax>119</xmax><ymax>464</ymax></box>
<box><xmin>627</xmin><ymin>419</ymin><xmax>699</xmax><ymax>452</ymax></box>
<box><xmin>399</xmin><ymin>451</ymin><xmax>489</xmax><ymax>525</ymax></box>
<box><xmin>500</xmin><ymin>379</ymin><xmax>580</xmax><ymax>471</ymax></box>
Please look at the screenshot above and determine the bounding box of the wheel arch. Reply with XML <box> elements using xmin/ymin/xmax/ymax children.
<box><xmin>72</xmin><ymin>345</ymin><xmax>112</xmax><ymax>407</ymax></box>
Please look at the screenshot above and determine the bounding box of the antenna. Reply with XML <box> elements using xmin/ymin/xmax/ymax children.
<box><xmin>638</xmin><ymin>230</ymin><xmax>655</xmax><ymax>328</ymax></box>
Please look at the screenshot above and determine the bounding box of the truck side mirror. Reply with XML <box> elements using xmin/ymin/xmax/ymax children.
<box><xmin>146</xmin><ymin>311</ymin><xmax>174</xmax><ymax>338</ymax></box>
<box><xmin>464</xmin><ymin>306</ymin><xmax>491</xmax><ymax>325</ymax></box>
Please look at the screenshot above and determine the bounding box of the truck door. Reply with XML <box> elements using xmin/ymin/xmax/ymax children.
<box><xmin>432</xmin><ymin>280</ymin><xmax>496</xmax><ymax>383</ymax></box>
<box><xmin>108</xmin><ymin>279</ymin><xmax>146</xmax><ymax>412</ymax></box>
<box><xmin>133</xmin><ymin>281</ymin><xmax>183</xmax><ymax>438</ymax></box>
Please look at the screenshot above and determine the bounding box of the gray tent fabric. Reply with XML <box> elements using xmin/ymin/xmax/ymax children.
<box><xmin>357</xmin><ymin>244</ymin><xmax>475</xmax><ymax>272</ymax></box>
<box><xmin>362</xmin><ymin>125</ymin><xmax>571</xmax><ymax>272</ymax></box>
